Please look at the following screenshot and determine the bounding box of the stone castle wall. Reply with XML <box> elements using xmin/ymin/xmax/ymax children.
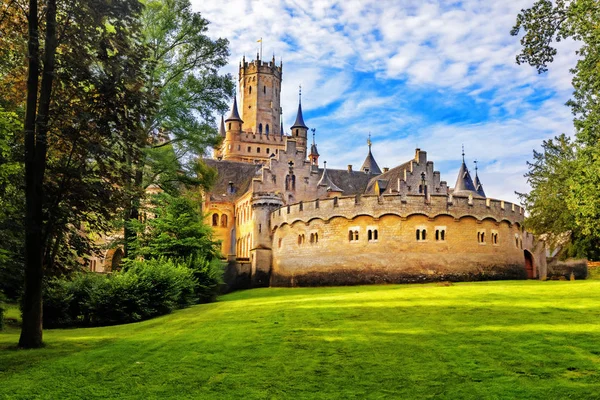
<box><xmin>270</xmin><ymin>194</ymin><xmax>539</xmax><ymax>286</ymax></box>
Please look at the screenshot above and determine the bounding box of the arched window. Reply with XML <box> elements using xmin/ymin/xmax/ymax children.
<box><xmin>221</xmin><ymin>214</ymin><xmax>228</xmax><ymax>227</ymax></box>
<box><xmin>374</xmin><ymin>230</ymin><xmax>378</xmax><ymax>240</ymax></box>
<box><xmin>266</xmin><ymin>124</ymin><xmax>269</xmax><ymax>134</ymax></box>
<box><xmin>266</xmin><ymin>148</ymin><xmax>270</xmax><ymax>155</ymax></box>
<box><xmin>249</xmin><ymin>86</ymin><xmax>252</xmax><ymax>94</ymax></box>
<box><xmin>315</xmin><ymin>233</ymin><xmax>319</xmax><ymax>243</ymax></box>
<box><xmin>296</xmin><ymin>129</ymin><xmax>299</xmax><ymax>136</ymax></box>
<box><xmin>212</xmin><ymin>213</ymin><xmax>219</xmax><ymax>226</ymax></box>
<box><xmin>441</xmin><ymin>230</ymin><xmax>445</xmax><ymax>241</ymax></box>
<box><xmin>298</xmin><ymin>235</ymin><xmax>302</xmax><ymax>245</ymax></box>
<box><xmin>416</xmin><ymin>230</ymin><xmax>420</xmax><ymax>241</ymax></box>
<box><xmin>258</xmin><ymin>123</ymin><xmax>263</xmax><ymax>134</ymax></box>
<box><xmin>228</xmin><ymin>123</ymin><xmax>231</xmax><ymax>130</ymax></box>
<box><xmin>263</xmin><ymin>85</ymin><xmax>266</xmax><ymax>94</ymax></box>
<box><xmin>257</xmin><ymin>147</ymin><xmax>261</xmax><ymax>153</ymax></box>
<box><xmin>436</xmin><ymin>230</ymin><xmax>439</xmax><ymax>241</ymax></box>
<box><xmin>349</xmin><ymin>231</ymin><xmax>353</xmax><ymax>242</ymax></box>
<box><xmin>368</xmin><ymin>230</ymin><xmax>373</xmax><ymax>241</ymax></box>
<box><xmin>354</xmin><ymin>230</ymin><xmax>359</xmax><ymax>241</ymax></box>
<box><xmin>421</xmin><ymin>229</ymin><xmax>426</xmax><ymax>240</ymax></box>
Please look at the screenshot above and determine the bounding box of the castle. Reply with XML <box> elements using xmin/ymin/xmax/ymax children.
<box><xmin>204</xmin><ymin>53</ymin><xmax>547</xmax><ymax>289</ymax></box>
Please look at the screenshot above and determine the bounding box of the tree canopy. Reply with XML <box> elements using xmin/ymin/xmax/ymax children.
<box><xmin>512</xmin><ymin>0</ymin><xmax>600</xmax><ymax>259</ymax></box>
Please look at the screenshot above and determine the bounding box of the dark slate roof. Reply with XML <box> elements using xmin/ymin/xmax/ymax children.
<box><xmin>474</xmin><ymin>173</ymin><xmax>486</xmax><ymax>197</ymax></box>
<box><xmin>360</xmin><ymin>148</ymin><xmax>382</xmax><ymax>174</ymax></box>
<box><xmin>203</xmin><ymin>159</ymin><xmax>261</xmax><ymax>201</ymax></box>
<box><xmin>310</xmin><ymin>143</ymin><xmax>319</xmax><ymax>157</ymax></box>
<box><xmin>317</xmin><ymin>164</ymin><xmax>343</xmax><ymax>192</ymax></box>
<box><xmin>225</xmin><ymin>96</ymin><xmax>242</xmax><ymax>122</ymax></box>
<box><xmin>291</xmin><ymin>102</ymin><xmax>308</xmax><ymax>129</ymax></box>
<box><xmin>365</xmin><ymin>160</ymin><xmax>411</xmax><ymax>194</ymax></box>
<box><xmin>324</xmin><ymin>168</ymin><xmax>374</xmax><ymax>195</ymax></box>
<box><xmin>218</xmin><ymin>115</ymin><xmax>226</xmax><ymax>137</ymax></box>
<box><xmin>452</xmin><ymin>161</ymin><xmax>480</xmax><ymax>197</ymax></box>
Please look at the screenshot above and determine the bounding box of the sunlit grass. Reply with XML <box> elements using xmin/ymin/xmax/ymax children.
<box><xmin>1</xmin><ymin>280</ymin><xmax>600</xmax><ymax>399</ymax></box>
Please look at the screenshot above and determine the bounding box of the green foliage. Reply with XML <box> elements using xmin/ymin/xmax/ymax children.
<box><xmin>183</xmin><ymin>256</ymin><xmax>224</xmax><ymax>303</ymax></box>
<box><xmin>43</xmin><ymin>259</ymin><xmax>196</xmax><ymax>328</ymax></box>
<box><xmin>512</xmin><ymin>0</ymin><xmax>600</xmax><ymax>259</ymax></box>
<box><xmin>128</xmin><ymin>192</ymin><xmax>221</xmax><ymax>261</ymax></box>
<box><xmin>2</xmin><ymin>282</ymin><xmax>600</xmax><ymax>398</ymax></box>
<box><xmin>0</xmin><ymin>109</ymin><xmax>24</xmax><ymax>300</ymax></box>
<box><xmin>0</xmin><ymin>292</ymin><xmax>5</xmax><ymax>330</ymax></box>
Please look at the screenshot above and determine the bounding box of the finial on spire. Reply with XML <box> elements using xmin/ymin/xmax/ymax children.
<box><xmin>323</xmin><ymin>160</ymin><xmax>327</xmax><ymax>169</ymax></box>
<box><xmin>474</xmin><ymin>159</ymin><xmax>478</xmax><ymax>174</ymax></box>
<box><xmin>299</xmin><ymin>84</ymin><xmax>302</xmax><ymax>104</ymax></box>
<box><xmin>311</xmin><ymin>128</ymin><xmax>316</xmax><ymax>145</ymax></box>
<box><xmin>367</xmin><ymin>133</ymin><xmax>372</xmax><ymax>150</ymax></box>
<box><xmin>462</xmin><ymin>144</ymin><xmax>465</xmax><ymax>163</ymax></box>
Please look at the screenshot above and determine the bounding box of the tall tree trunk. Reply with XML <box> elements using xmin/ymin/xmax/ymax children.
<box><xmin>19</xmin><ymin>0</ymin><xmax>57</xmax><ymax>349</ymax></box>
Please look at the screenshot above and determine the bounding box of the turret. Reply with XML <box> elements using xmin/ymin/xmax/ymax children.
<box><xmin>225</xmin><ymin>95</ymin><xmax>243</xmax><ymax>134</ymax></box>
<box><xmin>309</xmin><ymin>128</ymin><xmax>319</xmax><ymax>166</ymax></box>
<box><xmin>473</xmin><ymin>160</ymin><xmax>486</xmax><ymax>197</ymax></box>
<box><xmin>218</xmin><ymin>115</ymin><xmax>226</xmax><ymax>137</ymax></box>
<box><xmin>360</xmin><ymin>134</ymin><xmax>382</xmax><ymax>174</ymax></box>
<box><xmin>452</xmin><ymin>146</ymin><xmax>480</xmax><ymax>197</ymax></box>
<box><xmin>291</xmin><ymin>86</ymin><xmax>308</xmax><ymax>153</ymax></box>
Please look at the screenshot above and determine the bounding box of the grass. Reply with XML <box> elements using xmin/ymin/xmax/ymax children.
<box><xmin>1</xmin><ymin>280</ymin><xmax>600</xmax><ymax>399</ymax></box>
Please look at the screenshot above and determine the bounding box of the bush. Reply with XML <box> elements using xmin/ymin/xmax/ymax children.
<box><xmin>0</xmin><ymin>292</ymin><xmax>5</xmax><ymax>330</ymax></box>
<box><xmin>185</xmin><ymin>256</ymin><xmax>224</xmax><ymax>303</ymax></box>
<box><xmin>43</xmin><ymin>258</ymin><xmax>197</xmax><ymax>328</ymax></box>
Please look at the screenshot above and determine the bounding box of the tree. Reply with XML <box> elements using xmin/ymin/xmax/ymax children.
<box><xmin>123</xmin><ymin>0</ymin><xmax>233</xmax><ymax>256</ymax></box>
<box><xmin>512</xmin><ymin>0</ymin><xmax>600</xmax><ymax>258</ymax></box>
<box><xmin>1</xmin><ymin>0</ymin><xmax>153</xmax><ymax>348</ymax></box>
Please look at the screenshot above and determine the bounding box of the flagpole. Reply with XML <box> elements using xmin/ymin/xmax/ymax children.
<box><xmin>260</xmin><ymin>37</ymin><xmax>263</xmax><ymax>60</ymax></box>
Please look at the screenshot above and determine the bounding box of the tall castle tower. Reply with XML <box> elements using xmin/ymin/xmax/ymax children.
<box><xmin>217</xmin><ymin>53</ymin><xmax>308</xmax><ymax>164</ymax></box>
<box><xmin>240</xmin><ymin>54</ymin><xmax>282</xmax><ymax>135</ymax></box>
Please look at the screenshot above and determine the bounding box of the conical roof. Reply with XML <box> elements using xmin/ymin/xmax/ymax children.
<box><xmin>310</xmin><ymin>143</ymin><xmax>319</xmax><ymax>157</ymax></box>
<box><xmin>360</xmin><ymin>140</ymin><xmax>382</xmax><ymax>174</ymax></box>
<box><xmin>474</xmin><ymin>172</ymin><xmax>486</xmax><ymax>197</ymax></box>
<box><xmin>218</xmin><ymin>115</ymin><xmax>226</xmax><ymax>136</ymax></box>
<box><xmin>453</xmin><ymin>161</ymin><xmax>477</xmax><ymax>194</ymax></box>
<box><xmin>318</xmin><ymin>162</ymin><xmax>343</xmax><ymax>192</ymax></box>
<box><xmin>225</xmin><ymin>96</ymin><xmax>242</xmax><ymax>122</ymax></box>
<box><xmin>291</xmin><ymin>102</ymin><xmax>308</xmax><ymax>129</ymax></box>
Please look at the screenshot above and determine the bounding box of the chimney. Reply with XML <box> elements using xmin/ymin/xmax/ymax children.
<box><xmin>347</xmin><ymin>164</ymin><xmax>353</xmax><ymax>172</ymax></box>
<box><xmin>383</xmin><ymin>167</ymin><xmax>389</xmax><ymax>173</ymax></box>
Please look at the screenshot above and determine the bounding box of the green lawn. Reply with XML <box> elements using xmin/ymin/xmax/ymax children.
<box><xmin>1</xmin><ymin>281</ymin><xmax>600</xmax><ymax>399</ymax></box>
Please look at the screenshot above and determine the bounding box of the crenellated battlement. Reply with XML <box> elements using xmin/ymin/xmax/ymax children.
<box><xmin>240</xmin><ymin>59</ymin><xmax>283</xmax><ymax>79</ymax></box>
<box><xmin>271</xmin><ymin>193</ymin><xmax>524</xmax><ymax>229</ymax></box>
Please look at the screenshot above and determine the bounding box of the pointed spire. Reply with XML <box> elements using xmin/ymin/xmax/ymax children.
<box><xmin>225</xmin><ymin>95</ymin><xmax>242</xmax><ymax>123</ymax></box>
<box><xmin>360</xmin><ymin>135</ymin><xmax>382</xmax><ymax>174</ymax></box>
<box><xmin>309</xmin><ymin>128</ymin><xmax>319</xmax><ymax>157</ymax></box>
<box><xmin>219</xmin><ymin>115</ymin><xmax>226</xmax><ymax>137</ymax></box>
<box><xmin>473</xmin><ymin>160</ymin><xmax>486</xmax><ymax>197</ymax></box>
<box><xmin>453</xmin><ymin>148</ymin><xmax>477</xmax><ymax>195</ymax></box>
<box><xmin>318</xmin><ymin>161</ymin><xmax>342</xmax><ymax>192</ymax></box>
<box><xmin>291</xmin><ymin>85</ymin><xmax>308</xmax><ymax>129</ymax></box>
<box><xmin>280</xmin><ymin>114</ymin><xmax>284</xmax><ymax>136</ymax></box>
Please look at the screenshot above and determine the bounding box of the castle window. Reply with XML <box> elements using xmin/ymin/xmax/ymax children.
<box><xmin>266</xmin><ymin>124</ymin><xmax>269</xmax><ymax>134</ymax></box>
<box><xmin>228</xmin><ymin>123</ymin><xmax>231</xmax><ymax>130</ymax></box>
<box><xmin>257</xmin><ymin>147</ymin><xmax>261</xmax><ymax>153</ymax></box>
<box><xmin>247</xmin><ymin>146</ymin><xmax>251</xmax><ymax>152</ymax></box>
<box><xmin>416</xmin><ymin>228</ymin><xmax>427</xmax><ymax>241</ymax></box>
<box><xmin>354</xmin><ymin>230</ymin><xmax>359</xmax><ymax>241</ymax></box>
<box><xmin>249</xmin><ymin>86</ymin><xmax>252</xmax><ymax>94</ymax></box>
<box><xmin>349</xmin><ymin>227</ymin><xmax>359</xmax><ymax>242</ymax></box>
<box><xmin>315</xmin><ymin>233</ymin><xmax>319</xmax><ymax>243</ymax></box>
<box><xmin>266</xmin><ymin>148</ymin><xmax>270</xmax><ymax>154</ymax></box>
<box><xmin>212</xmin><ymin>213</ymin><xmax>219</xmax><ymax>227</ymax></box>
<box><xmin>492</xmin><ymin>232</ymin><xmax>498</xmax><ymax>245</ymax></box>
<box><xmin>435</xmin><ymin>227</ymin><xmax>446</xmax><ymax>242</ymax></box>
<box><xmin>263</xmin><ymin>85</ymin><xmax>266</xmax><ymax>94</ymax></box>
<box><xmin>348</xmin><ymin>231</ymin><xmax>353</xmax><ymax>242</ymax></box>
<box><xmin>296</xmin><ymin>129</ymin><xmax>299</xmax><ymax>136</ymax></box>
<box><xmin>221</xmin><ymin>214</ymin><xmax>228</xmax><ymax>227</ymax></box>
<box><xmin>258</xmin><ymin>123</ymin><xmax>263</xmax><ymax>134</ymax></box>
<box><xmin>478</xmin><ymin>231</ymin><xmax>486</xmax><ymax>244</ymax></box>
<box><xmin>367</xmin><ymin>227</ymin><xmax>379</xmax><ymax>242</ymax></box>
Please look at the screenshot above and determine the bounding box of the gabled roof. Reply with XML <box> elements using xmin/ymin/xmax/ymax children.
<box><xmin>225</xmin><ymin>96</ymin><xmax>242</xmax><ymax>123</ymax></box>
<box><xmin>202</xmin><ymin>159</ymin><xmax>261</xmax><ymax>201</ymax></box>
<box><xmin>365</xmin><ymin>160</ymin><xmax>410</xmax><ymax>194</ymax></box>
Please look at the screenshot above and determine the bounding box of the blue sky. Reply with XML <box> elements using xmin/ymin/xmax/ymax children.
<box><xmin>194</xmin><ymin>0</ymin><xmax>579</xmax><ymax>203</ymax></box>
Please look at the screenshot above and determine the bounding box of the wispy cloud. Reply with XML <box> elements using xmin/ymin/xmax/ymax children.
<box><xmin>196</xmin><ymin>0</ymin><xmax>580</xmax><ymax>204</ymax></box>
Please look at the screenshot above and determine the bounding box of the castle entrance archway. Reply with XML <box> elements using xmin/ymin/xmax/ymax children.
<box><xmin>524</xmin><ymin>250</ymin><xmax>535</xmax><ymax>279</ymax></box>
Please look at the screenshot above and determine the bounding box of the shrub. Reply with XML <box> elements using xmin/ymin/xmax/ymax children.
<box><xmin>185</xmin><ymin>256</ymin><xmax>224</xmax><ymax>303</ymax></box>
<box><xmin>0</xmin><ymin>292</ymin><xmax>5</xmax><ymax>330</ymax></box>
<box><xmin>43</xmin><ymin>257</ymin><xmax>197</xmax><ymax>328</ymax></box>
